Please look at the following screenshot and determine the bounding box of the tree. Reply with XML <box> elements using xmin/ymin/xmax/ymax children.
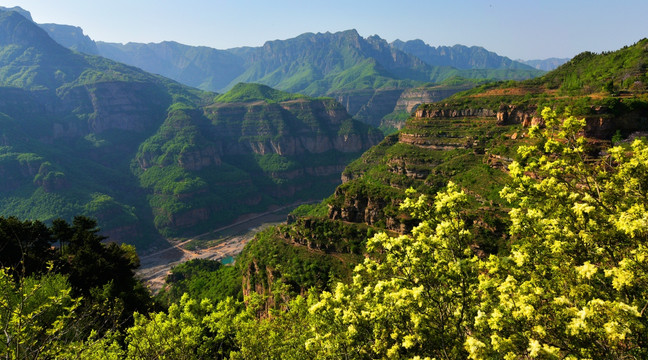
<box><xmin>122</xmin><ymin>294</ymin><xmax>241</xmax><ymax>359</ymax></box>
<box><xmin>0</xmin><ymin>267</ymin><xmax>81</xmax><ymax>359</ymax></box>
<box><xmin>54</xmin><ymin>216</ymin><xmax>152</xmax><ymax>329</ymax></box>
<box><xmin>466</xmin><ymin>108</ymin><xmax>648</xmax><ymax>359</ymax></box>
<box><xmin>0</xmin><ymin>217</ymin><xmax>55</xmax><ymax>277</ymax></box>
<box><xmin>306</xmin><ymin>183</ymin><xmax>479</xmax><ymax>359</ymax></box>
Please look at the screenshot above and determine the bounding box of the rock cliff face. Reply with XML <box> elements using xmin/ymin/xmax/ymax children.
<box><xmin>416</xmin><ymin>103</ymin><xmax>648</xmax><ymax>139</ymax></box>
<box><xmin>327</xmin><ymin>106</ymin><xmax>515</xmax><ymax>233</ymax></box>
<box><xmin>414</xmin><ymin>107</ymin><xmax>496</xmax><ymax>119</ymax></box>
<box><xmin>394</xmin><ymin>86</ymin><xmax>471</xmax><ymax>113</ymax></box>
<box><xmin>207</xmin><ymin>99</ymin><xmax>380</xmax><ymax>156</ymax></box>
<box><xmin>134</xmin><ymin>86</ymin><xmax>383</xmax><ymax>237</ymax></box>
<box><xmin>333</xmin><ymin>89</ymin><xmax>405</xmax><ymax>127</ymax></box>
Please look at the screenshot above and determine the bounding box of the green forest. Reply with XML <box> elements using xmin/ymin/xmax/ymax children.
<box><xmin>3</xmin><ymin>108</ymin><xmax>648</xmax><ymax>359</ymax></box>
<box><xmin>1</xmin><ymin>6</ymin><xmax>648</xmax><ymax>359</ymax></box>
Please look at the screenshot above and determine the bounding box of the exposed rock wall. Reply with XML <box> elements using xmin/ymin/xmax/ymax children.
<box><xmin>415</xmin><ymin>107</ymin><xmax>496</xmax><ymax>118</ymax></box>
<box><xmin>332</xmin><ymin>89</ymin><xmax>404</xmax><ymax>127</ymax></box>
<box><xmin>394</xmin><ymin>87</ymin><xmax>469</xmax><ymax>113</ymax></box>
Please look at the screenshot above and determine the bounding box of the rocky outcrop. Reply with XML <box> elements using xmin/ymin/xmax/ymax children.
<box><xmin>352</xmin><ymin>89</ymin><xmax>405</xmax><ymax>127</ymax></box>
<box><xmin>82</xmin><ymin>82</ymin><xmax>169</xmax><ymax>133</ymax></box>
<box><xmin>496</xmin><ymin>104</ymin><xmax>540</xmax><ymax>126</ymax></box>
<box><xmin>415</xmin><ymin>107</ymin><xmax>496</xmax><ymax>118</ymax></box>
<box><xmin>207</xmin><ymin>99</ymin><xmax>382</xmax><ymax>157</ymax></box>
<box><xmin>327</xmin><ymin>190</ymin><xmax>405</xmax><ymax>231</ymax></box>
<box><xmin>583</xmin><ymin>107</ymin><xmax>648</xmax><ymax>138</ymax></box>
<box><xmin>178</xmin><ymin>146</ymin><xmax>221</xmax><ymax>171</ymax></box>
<box><xmin>169</xmin><ymin>207</ymin><xmax>211</xmax><ymax>228</ymax></box>
<box><xmin>394</xmin><ymin>86</ymin><xmax>471</xmax><ymax>113</ymax></box>
<box><xmin>399</xmin><ymin>132</ymin><xmax>471</xmax><ymax>150</ymax></box>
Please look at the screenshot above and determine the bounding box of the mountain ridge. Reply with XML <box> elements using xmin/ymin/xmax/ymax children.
<box><xmin>0</xmin><ymin>6</ymin><xmax>543</xmax><ymax>127</ymax></box>
<box><xmin>0</xmin><ymin>10</ymin><xmax>380</xmax><ymax>250</ymax></box>
<box><xmin>390</xmin><ymin>39</ymin><xmax>536</xmax><ymax>70</ymax></box>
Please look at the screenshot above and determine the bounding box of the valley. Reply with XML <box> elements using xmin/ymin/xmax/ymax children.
<box><xmin>1</xmin><ymin>3</ymin><xmax>648</xmax><ymax>358</ymax></box>
<box><xmin>138</xmin><ymin>201</ymin><xmax>305</xmax><ymax>293</ymax></box>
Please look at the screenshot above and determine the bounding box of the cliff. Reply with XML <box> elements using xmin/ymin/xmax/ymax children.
<box><xmin>134</xmin><ymin>84</ymin><xmax>383</xmax><ymax>237</ymax></box>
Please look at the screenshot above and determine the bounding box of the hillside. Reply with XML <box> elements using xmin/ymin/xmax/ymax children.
<box><xmin>135</xmin><ymin>83</ymin><xmax>382</xmax><ymax>237</ymax></box>
<box><xmin>3</xmin><ymin>6</ymin><xmax>648</xmax><ymax>359</ymax></box>
<box><xmin>96</xmin><ymin>40</ymin><xmax>244</xmax><ymax>91</ymax></box>
<box><xmin>236</xmin><ymin>38</ymin><xmax>648</xmax><ymax>306</ymax></box>
<box><xmin>0</xmin><ymin>10</ymin><xmax>380</xmax><ymax>250</ymax></box>
<box><xmin>418</xmin><ymin>38</ymin><xmax>648</xmax><ymax>138</ymax></box>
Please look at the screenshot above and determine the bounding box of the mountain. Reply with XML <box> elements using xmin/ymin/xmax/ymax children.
<box><xmin>0</xmin><ymin>10</ymin><xmax>380</xmax><ymax>250</ymax></box>
<box><xmin>0</xmin><ymin>6</ymin><xmax>31</xmax><ymax>20</ymax></box>
<box><xmin>96</xmin><ymin>41</ymin><xmax>244</xmax><ymax>91</ymax></box>
<box><xmin>227</xmin><ymin>30</ymin><xmax>430</xmax><ymax>94</ymax></box>
<box><xmin>236</xmin><ymin>38</ymin><xmax>648</xmax><ymax>303</ymax></box>
<box><xmin>391</xmin><ymin>39</ymin><xmax>536</xmax><ymax>70</ymax></box>
<box><xmin>221</xmin><ymin>30</ymin><xmax>545</xmax><ymax>127</ymax></box>
<box><xmin>0</xmin><ymin>6</ymin><xmax>98</xmax><ymax>55</ymax></box>
<box><xmin>38</xmin><ymin>23</ymin><xmax>99</xmax><ymax>55</ymax></box>
<box><xmin>15</xmin><ymin>11</ymin><xmax>542</xmax><ymax>127</ymax></box>
<box><xmin>0</xmin><ymin>6</ymin><xmax>547</xmax><ymax>128</ymax></box>
<box><xmin>517</xmin><ymin>57</ymin><xmax>570</xmax><ymax>71</ymax></box>
<box><xmin>134</xmin><ymin>83</ymin><xmax>382</xmax><ymax>236</ymax></box>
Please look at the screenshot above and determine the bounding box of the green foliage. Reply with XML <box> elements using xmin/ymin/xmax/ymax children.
<box><xmin>290</xmin><ymin>201</ymin><xmax>329</xmax><ymax>218</ymax></box>
<box><xmin>0</xmin><ymin>268</ymin><xmax>82</xmax><ymax>359</ymax></box>
<box><xmin>123</xmin><ymin>295</ymin><xmax>243</xmax><ymax>359</ymax></box>
<box><xmin>214</xmin><ymin>83</ymin><xmax>306</xmax><ymax>103</ymax></box>
<box><xmin>237</xmin><ymin>226</ymin><xmax>358</xmax><ymax>297</ymax></box>
<box><xmin>545</xmin><ymin>39</ymin><xmax>648</xmax><ymax>94</ymax></box>
<box><xmin>0</xmin><ymin>216</ymin><xmax>56</xmax><ymax>276</ymax></box>
<box><xmin>467</xmin><ymin>108</ymin><xmax>648</xmax><ymax>359</ymax></box>
<box><xmin>157</xmin><ymin>259</ymin><xmax>242</xmax><ymax>307</ymax></box>
<box><xmin>306</xmin><ymin>183</ymin><xmax>478</xmax><ymax>359</ymax></box>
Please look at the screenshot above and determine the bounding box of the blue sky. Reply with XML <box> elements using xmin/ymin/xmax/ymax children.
<box><xmin>3</xmin><ymin>0</ymin><xmax>647</xmax><ymax>60</ymax></box>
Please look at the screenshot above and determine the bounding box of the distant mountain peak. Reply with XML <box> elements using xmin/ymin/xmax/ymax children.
<box><xmin>0</xmin><ymin>6</ymin><xmax>33</xmax><ymax>21</ymax></box>
<box><xmin>516</xmin><ymin>57</ymin><xmax>571</xmax><ymax>71</ymax></box>
<box><xmin>0</xmin><ymin>10</ymin><xmax>65</xmax><ymax>54</ymax></box>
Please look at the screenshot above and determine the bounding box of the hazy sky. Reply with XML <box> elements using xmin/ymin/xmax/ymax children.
<box><xmin>3</xmin><ymin>0</ymin><xmax>647</xmax><ymax>60</ymax></box>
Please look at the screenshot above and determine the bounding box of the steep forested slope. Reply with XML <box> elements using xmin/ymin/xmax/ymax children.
<box><xmin>134</xmin><ymin>83</ymin><xmax>382</xmax><ymax>236</ymax></box>
<box><xmin>0</xmin><ymin>10</ymin><xmax>380</xmax><ymax>249</ymax></box>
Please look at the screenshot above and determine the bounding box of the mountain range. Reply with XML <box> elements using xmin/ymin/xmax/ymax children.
<box><xmin>0</xmin><ymin>9</ymin><xmax>380</xmax><ymax>250</ymax></box>
<box><xmin>0</xmin><ymin>6</ymin><xmax>553</xmax><ymax>128</ymax></box>
<box><xmin>517</xmin><ymin>57</ymin><xmax>571</xmax><ymax>71</ymax></box>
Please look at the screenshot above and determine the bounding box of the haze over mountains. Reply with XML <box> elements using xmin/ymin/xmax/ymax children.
<box><xmin>517</xmin><ymin>57</ymin><xmax>571</xmax><ymax>71</ymax></box>
<box><xmin>0</xmin><ymin>6</ymin><xmax>557</xmax><ymax>129</ymax></box>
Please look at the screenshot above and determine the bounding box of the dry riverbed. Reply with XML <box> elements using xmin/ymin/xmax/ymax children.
<box><xmin>137</xmin><ymin>203</ymin><xmax>308</xmax><ymax>293</ymax></box>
